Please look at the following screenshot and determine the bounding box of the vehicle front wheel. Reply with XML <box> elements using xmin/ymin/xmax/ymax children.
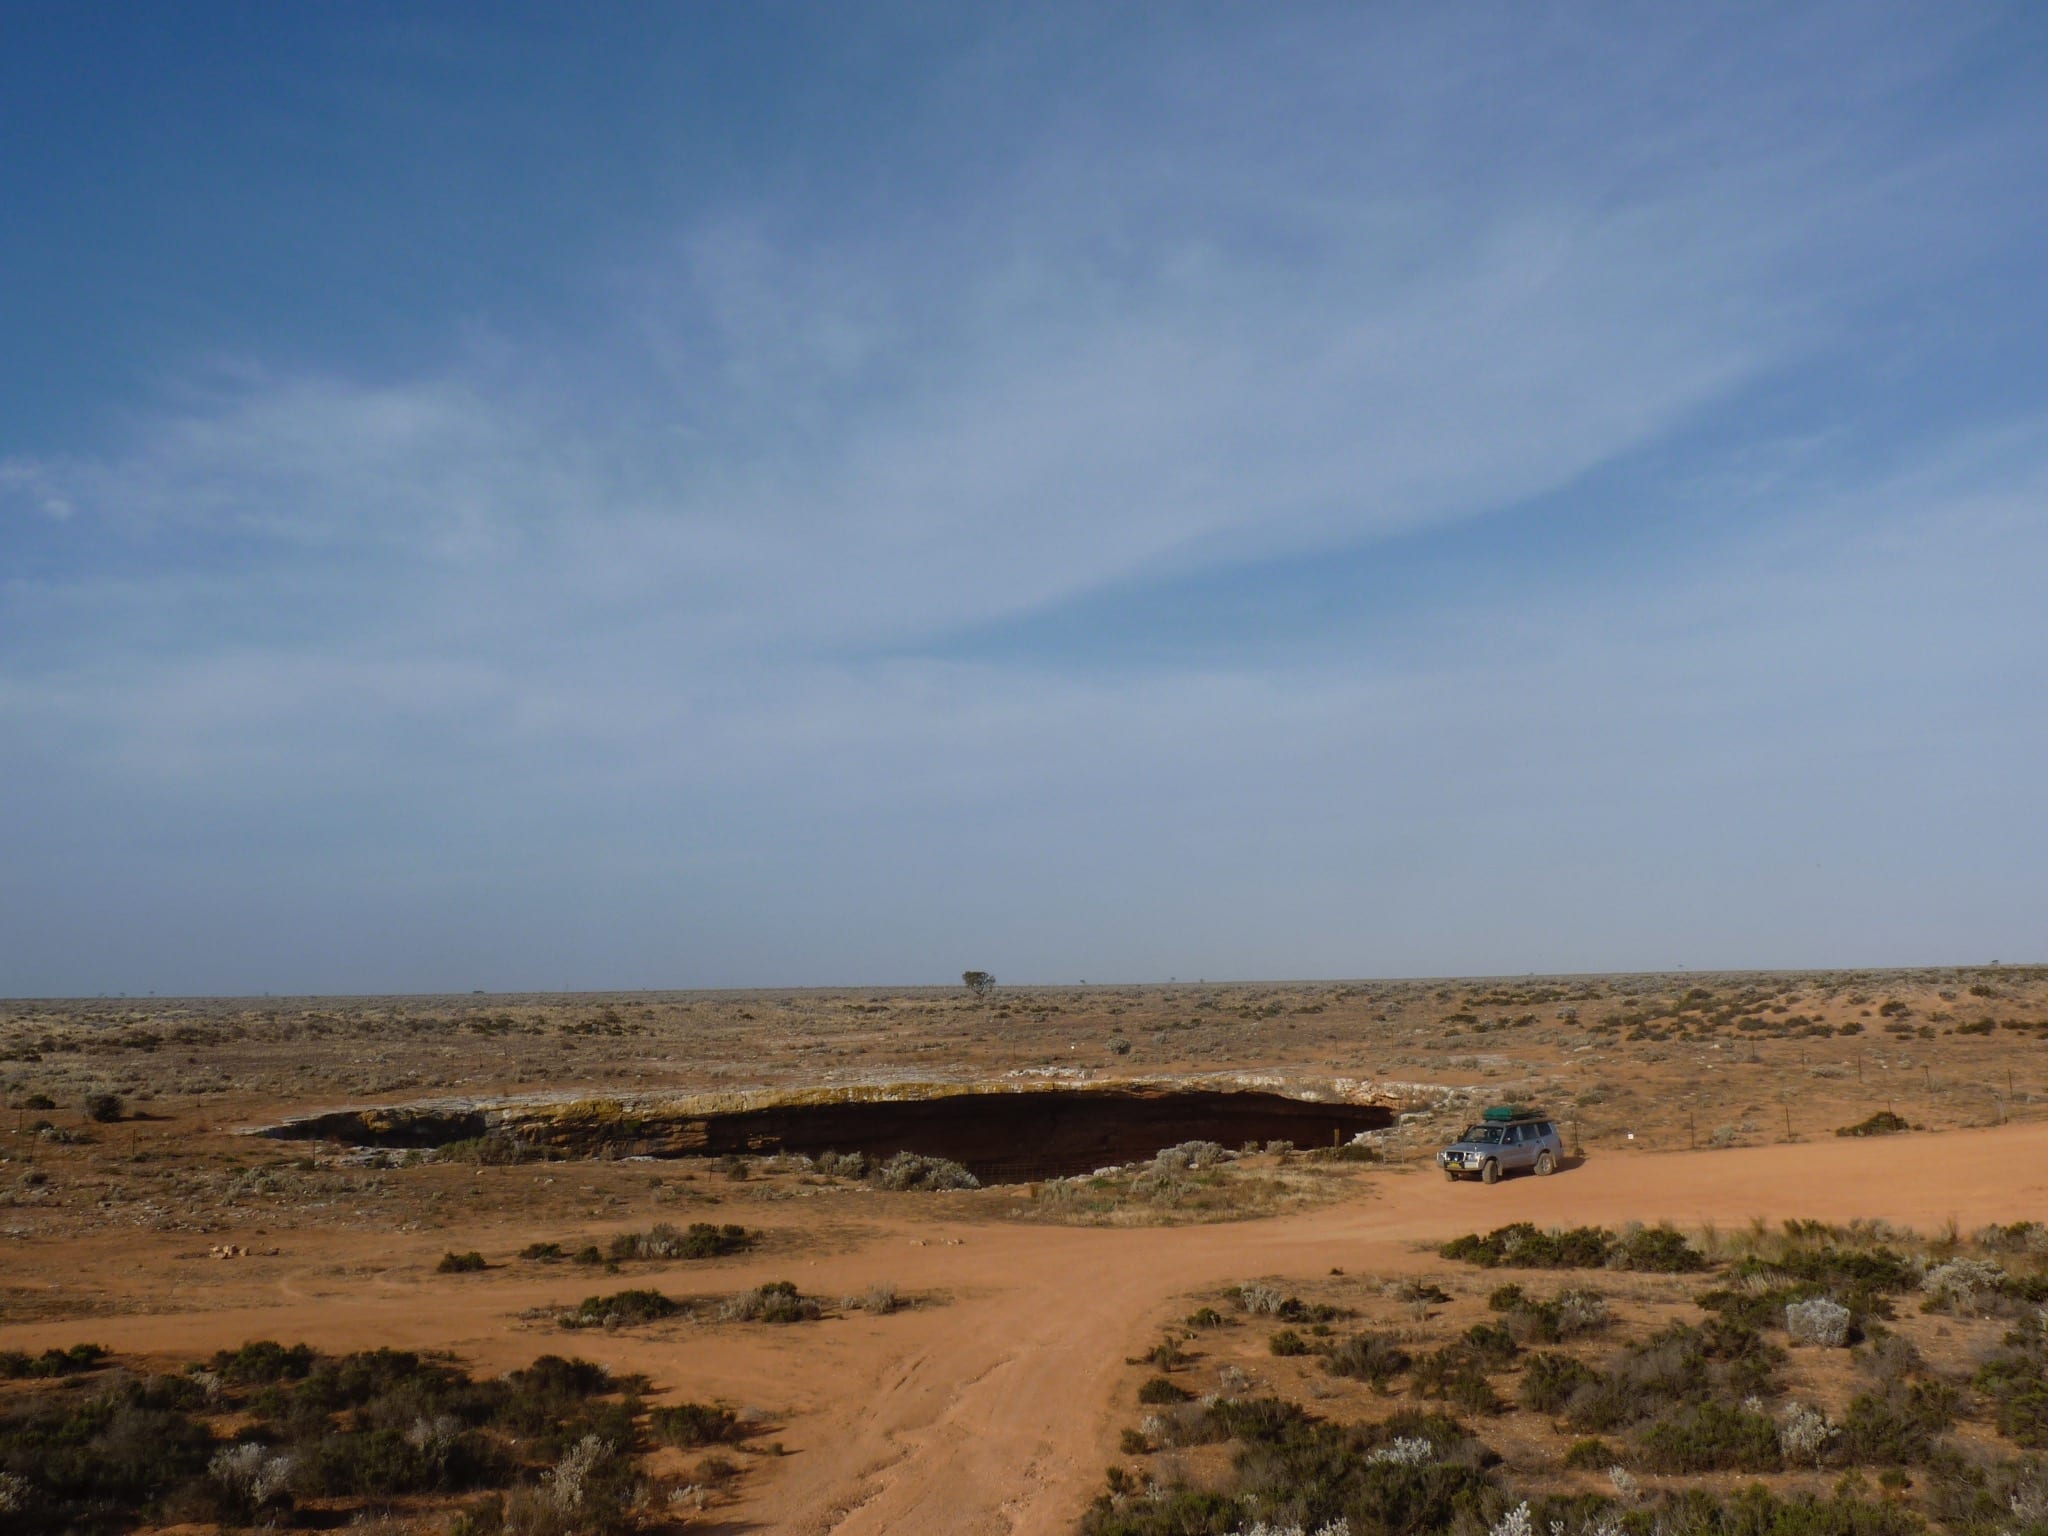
<box><xmin>1443</xmin><ymin>1168</ymin><xmax>1458</xmax><ymax>1182</ymax></box>
<box><xmin>1481</xmin><ymin>1159</ymin><xmax>1499</xmax><ymax>1185</ymax></box>
<box><xmin>1535</xmin><ymin>1151</ymin><xmax>1556</xmax><ymax>1176</ymax></box>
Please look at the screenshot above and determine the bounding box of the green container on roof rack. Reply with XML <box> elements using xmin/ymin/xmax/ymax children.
<box><xmin>1482</xmin><ymin>1104</ymin><xmax>1537</xmax><ymax>1122</ymax></box>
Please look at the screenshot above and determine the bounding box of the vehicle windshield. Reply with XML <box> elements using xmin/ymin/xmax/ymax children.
<box><xmin>1458</xmin><ymin>1125</ymin><xmax>1504</xmax><ymax>1144</ymax></box>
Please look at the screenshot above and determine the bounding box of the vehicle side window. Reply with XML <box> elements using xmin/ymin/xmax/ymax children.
<box><xmin>1538</xmin><ymin>1122</ymin><xmax>1554</xmax><ymax>1138</ymax></box>
<box><xmin>1506</xmin><ymin>1125</ymin><xmax>1525</xmax><ymax>1143</ymax></box>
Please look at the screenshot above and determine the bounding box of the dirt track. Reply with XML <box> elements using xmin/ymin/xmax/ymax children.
<box><xmin>2</xmin><ymin>1122</ymin><xmax>2036</xmax><ymax>1534</ymax></box>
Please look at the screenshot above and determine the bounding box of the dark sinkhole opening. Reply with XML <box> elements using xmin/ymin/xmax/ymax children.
<box><xmin>266</xmin><ymin>1087</ymin><xmax>1396</xmax><ymax>1182</ymax></box>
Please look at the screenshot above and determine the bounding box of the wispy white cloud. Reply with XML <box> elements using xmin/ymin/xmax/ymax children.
<box><xmin>0</xmin><ymin>459</ymin><xmax>75</xmax><ymax>520</ymax></box>
<box><xmin>10</xmin><ymin>7</ymin><xmax>1981</xmax><ymax>642</ymax></box>
<box><xmin>1</xmin><ymin>3</ymin><xmax>2043</xmax><ymax>991</ymax></box>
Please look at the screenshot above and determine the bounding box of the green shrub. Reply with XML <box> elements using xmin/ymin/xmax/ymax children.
<box><xmin>1086</xmin><ymin>1395</ymin><xmax>1502</xmax><ymax>1536</ymax></box>
<box><xmin>718</xmin><ymin>1280</ymin><xmax>820</xmax><ymax>1323</ymax></box>
<box><xmin>0</xmin><ymin>1343</ymin><xmax>106</xmax><ymax>1379</ymax></box>
<box><xmin>1768</xmin><ymin>1245</ymin><xmax>1917</xmax><ymax>1294</ymax></box>
<box><xmin>1392</xmin><ymin>1279</ymin><xmax>1452</xmax><ymax>1306</ymax></box>
<box><xmin>211</xmin><ymin>1339</ymin><xmax>316</xmax><ymax>1383</ymax></box>
<box><xmin>0</xmin><ymin>1340</ymin><xmax>647</xmax><ymax>1535</ymax></box>
<box><xmin>1148</xmin><ymin>1336</ymin><xmax>1188</xmax><ymax>1371</ymax></box>
<box><xmin>874</xmin><ymin>1152</ymin><xmax>980</xmax><ymax>1191</ymax></box>
<box><xmin>560</xmin><ymin>1288</ymin><xmax>680</xmax><ymax>1329</ymax></box>
<box><xmin>1839</xmin><ymin>1382</ymin><xmax>1958</xmax><ymax>1465</ymax></box>
<box><xmin>0</xmin><ymin>1392</ymin><xmax>217</xmax><ymax>1525</ymax></box>
<box><xmin>1441</xmin><ymin>1223</ymin><xmax>1613</xmax><ymax>1269</ymax></box>
<box><xmin>1995</xmin><ymin>1387</ymin><xmax>2048</xmax><ymax>1449</ymax></box>
<box><xmin>1561</xmin><ymin>1437</ymin><xmax>1616</xmax><ymax>1469</ymax></box>
<box><xmin>1439</xmin><ymin>1222</ymin><xmax>1703</xmax><ymax>1272</ymax></box>
<box><xmin>1639</xmin><ymin>1400</ymin><xmax>1782</xmax><ymax>1472</ymax></box>
<box><xmin>1521</xmin><ymin>1352</ymin><xmax>1600</xmax><ymax>1414</ymax></box>
<box><xmin>438</xmin><ymin>1251</ymin><xmax>488</xmax><ymax>1274</ymax></box>
<box><xmin>1322</xmin><ymin>1332</ymin><xmax>1412</xmax><ymax>1388</ymax></box>
<box><xmin>1836</xmin><ymin>1111</ymin><xmax>1911</xmax><ymax>1138</ymax></box>
<box><xmin>1492</xmin><ymin>1287</ymin><xmax>1609</xmax><ymax>1343</ymax></box>
<box><xmin>1461</xmin><ymin>1323</ymin><xmax>1519</xmax><ymax>1367</ymax></box>
<box><xmin>606</xmin><ymin>1222</ymin><xmax>751</xmax><ymax>1261</ymax></box>
<box><xmin>1138</xmin><ymin>1376</ymin><xmax>1192</xmax><ymax>1404</ymax></box>
<box><xmin>1227</xmin><ymin>1284</ymin><xmax>1351</xmax><ymax>1324</ymax></box>
<box><xmin>1564</xmin><ymin>1322</ymin><xmax>1781</xmax><ymax>1433</ymax></box>
<box><xmin>297</xmin><ymin>1423</ymin><xmax>496</xmax><ymax>1496</ymax></box>
<box><xmin>1411</xmin><ymin>1344</ymin><xmax>1505</xmax><ymax>1415</ymax></box>
<box><xmin>500</xmin><ymin>1353</ymin><xmax>618</xmax><ymax>1416</ymax></box>
<box><xmin>434</xmin><ymin>1133</ymin><xmax>537</xmax><ymax>1165</ymax></box>
<box><xmin>1269</xmin><ymin>1329</ymin><xmax>1309</xmax><ymax>1357</ymax></box>
<box><xmin>648</xmin><ymin>1401</ymin><xmax>743</xmax><ymax>1447</ymax></box>
<box><xmin>1611</xmin><ymin>1226</ymin><xmax>1709</xmax><ymax>1273</ymax></box>
<box><xmin>1698</xmin><ymin>1246</ymin><xmax>1910</xmax><ymax>1342</ymax></box>
<box><xmin>1650</xmin><ymin>1484</ymin><xmax>1923</xmax><ymax>1536</ymax></box>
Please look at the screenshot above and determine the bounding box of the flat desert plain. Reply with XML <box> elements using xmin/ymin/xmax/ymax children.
<box><xmin>2</xmin><ymin>965</ymin><xmax>2045</xmax><ymax>1534</ymax></box>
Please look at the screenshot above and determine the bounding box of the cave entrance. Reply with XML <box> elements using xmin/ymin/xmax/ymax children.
<box><xmin>676</xmin><ymin>1086</ymin><xmax>1395</xmax><ymax>1181</ymax></box>
<box><xmin>266</xmin><ymin>1086</ymin><xmax>1396</xmax><ymax>1182</ymax></box>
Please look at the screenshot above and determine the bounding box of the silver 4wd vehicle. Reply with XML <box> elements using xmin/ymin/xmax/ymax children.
<box><xmin>1437</xmin><ymin>1111</ymin><xmax>1563</xmax><ymax>1184</ymax></box>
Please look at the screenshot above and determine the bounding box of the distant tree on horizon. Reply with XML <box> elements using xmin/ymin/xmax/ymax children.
<box><xmin>962</xmin><ymin>970</ymin><xmax>996</xmax><ymax>999</ymax></box>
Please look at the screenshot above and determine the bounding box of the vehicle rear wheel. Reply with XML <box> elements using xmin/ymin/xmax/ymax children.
<box><xmin>1535</xmin><ymin>1151</ymin><xmax>1556</xmax><ymax>1176</ymax></box>
<box><xmin>1481</xmin><ymin>1159</ymin><xmax>1499</xmax><ymax>1185</ymax></box>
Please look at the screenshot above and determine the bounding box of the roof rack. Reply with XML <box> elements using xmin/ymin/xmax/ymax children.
<box><xmin>1481</xmin><ymin>1104</ymin><xmax>1545</xmax><ymax>1122</ymax></box>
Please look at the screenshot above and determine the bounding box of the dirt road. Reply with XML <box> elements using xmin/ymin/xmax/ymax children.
<box><xmin>3</xmin><ymin>1123</ymin><xmax>2036</xmax><ymax>1534</ymax></box>
<box><xmin>747</xmin><ymin>1123</ymin><xmax>2037</xmax><ymax>1535</ymax></box>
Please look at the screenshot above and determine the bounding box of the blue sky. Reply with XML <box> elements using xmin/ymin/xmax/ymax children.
<box><xmin>3</xmin><ymin>3</ymin><xmax>2045</xmax><ymax>995</ymax></box>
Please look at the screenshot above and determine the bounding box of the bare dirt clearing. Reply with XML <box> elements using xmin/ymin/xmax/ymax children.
<box><xmin>3</xmin><ymin>967</ymin><xmax>2044</xmax><ymax>1532</ymax></box>
<box><xmin>4</xmin><ymin>1123</ymin><xmax>2042</xmax><ymax>1531</ymax></box>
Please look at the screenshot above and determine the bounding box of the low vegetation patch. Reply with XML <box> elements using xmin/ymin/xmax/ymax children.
<box><xmin>1637</xmin><ymin>1399</ymin><xmax>1781</xmax><ymax>1473</ymax></box>
<box><xmin>559</xmin><ymin>1288</ymin><xmax>682</xmax><ymax>1329</ymax></box>
<box><xmin>1836</xmin><ymin>1111</ymin><xmax>1913</xmax><ymax>1137</ymax></box>
<box><xmin>1699</xmin><ymin>1268</ymin><xmax>1904</xmax><ymax>1341</ymax></box>
<box><xmin>1562</xmin><ymin>1320</ymin><xmax>1784</xmax><ymax>1435</ymax></box>
<box><xmin>0</xmin><ymin>1343</ymin><xmax>106</xmax><ymax>1379</ymax></box>
<box><xmin>717</xmin><ymin>1280</ymin><xmax>822</xmax><ymax>1323</ymax></box>
<box><xmin>873</xmin><ymin>1152</ymin><xmax>981</xmax><ymax>1191</ymax></box>
<box><xmin>1094</xmin><ymin>1212</ymin><xmax>2048</xmax><ymax>1536</ymax></box>
<box><xmin>1486</xmin><ymin>1283</ymin><xmax>1610</xmax><ymax>1343</ymax></box>
<box><xmin>1228</xmin><ymin>1284</ymin><xmax>1350</xmax><ymax>1323</ymax></box>
<box><xmin>0</xmin><ymin>1342</ymin><xmax>670</xmax><ymax>1535</ymax></box>
<box><xmin>607</xmin><ymin>1222</ymin><xmax>753</xmax><ymax>1261</ymax></box>
<box><xmin>1322</xmin><ymin>1332</ymin><xmax>1413</xmax><ymax>1388</ymax></box>
<box><xmin>1085</xmin><ymin>1399</ymin><xmax>1497</xmax><ymax>1536</ymax></box>
<box><xmin>647</xmin><ymin>1401</ymin><xmax>744</xmax><ymax>1448</ymax></box>
<box><xmin>1022</xmin><ymin>1142</ymin><xmax>1370</xmax><ymax>1226</ymax></box>
<box><xmin>1440</xmin><ymin>1222</ymin><xmax>1706</xmax><ymax>1273</ymax></box>
<box><xmin>1972</xmin><ymin>1315</ymin><xmax>2048</xmax><ymax>1449</ymax></box>
<box><xmin>520</xmin><ymin>1223</ymin><xmax>754</xmax><ymax>1267</ymax></box>
<box><xmin>433</xmin><ymin>1131</ymin><xmax>547</xmax><ymax>1165</ymax></box>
